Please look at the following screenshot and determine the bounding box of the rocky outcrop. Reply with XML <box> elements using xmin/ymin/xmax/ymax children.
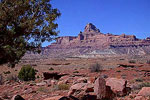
<box><xmin>83</xmin><ymin>23</ymin><xmax>100</xmax><ymax>33</ymax></box>
<box><xmin>67</xmin><ymin>76</ymin><xmax>131</xmax><ymax>100</ymax></box>
<box><xmin>68</xmin><ymin>83</ymin><xmax>94</xmax><ymax>98</ymax></box>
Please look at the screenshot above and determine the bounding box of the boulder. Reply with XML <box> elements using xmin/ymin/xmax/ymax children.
<box><xmin>137</xmin><ymin>87</ymin><xmax>150</xmax><ymax>97</ymax></box>
<box><xmin>106</xmin><ymin>78</ymin><xmax>131</xmax><ymax>96</ymax></box>
<box><xmin>68</xmin><ymin>83</ymin><xmax>87</xmax><ymax>96</ymax></box>
<box><xmin>11</xmin><ymin>95</ymin><xmax>25</xmax><ymax>100</ymax></box>
<box><xmin>94</xmin><ymin>77</ymin><xmax>106</xmax><ymax>99</ymax></box>
<box><xmin>68</xmin><ymin>83</ymin><xmax>94</xmax><ymax>98</ymax></box>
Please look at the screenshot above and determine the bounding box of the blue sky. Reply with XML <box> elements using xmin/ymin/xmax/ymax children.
<box><xmin>43</xmin><ymin>0</ymin><xmax>150</xmax><ymax>46</ymax></box>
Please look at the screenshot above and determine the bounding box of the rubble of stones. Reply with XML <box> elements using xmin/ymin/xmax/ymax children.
<box><xmin>1</xmin><ymin>72</ymin><xmax>149</xmax><ymax>100</ymax></box>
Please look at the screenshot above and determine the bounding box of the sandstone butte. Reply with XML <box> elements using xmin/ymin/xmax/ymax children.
<box><xmin>38</xmin><ymin>23</ymin><xmax>150</xmax><ymax>57</ymax></box>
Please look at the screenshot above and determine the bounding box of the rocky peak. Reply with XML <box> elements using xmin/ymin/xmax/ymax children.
<box><xmin>83</xmin><ymin>23</ymin><xmax>100</xmax><ymax>33</ymax></box>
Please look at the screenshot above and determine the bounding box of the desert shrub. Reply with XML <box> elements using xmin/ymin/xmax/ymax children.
<box><xmin>58</xmin><ymin>84</ymin><xmax>70</xmax><ymax>90</ymax></box>
<box><xmin>6</xmin><ymin>74</ymin><xmax>18</xmax><ymax>82</ymax></box>
<box><xmin>129</xmin><ymin>60</ymin><xmax>136</xmax><ymax>63</ymax></box>
<box><xmin>89</xmin><ymin>63</ymin><xmax>103</xmax><ymax>72</ymax></box>
<box><xmin>18</xmin><ymin>65</ymin><xmax>36</xmax><ymax>81</ymax></box>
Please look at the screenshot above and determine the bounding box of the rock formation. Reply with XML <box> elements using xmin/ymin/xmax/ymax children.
<box><xmin>30</xmin><ymin>23</ymin><xmax>150</xmax><ymax>58</ymax></box>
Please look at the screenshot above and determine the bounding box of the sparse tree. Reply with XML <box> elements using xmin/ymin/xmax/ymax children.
<box><xmin>0</xmin><ymin>0</ymin><xmax>61</xmax><ymax>67</ymax></box>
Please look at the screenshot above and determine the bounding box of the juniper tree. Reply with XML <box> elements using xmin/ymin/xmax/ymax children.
<box><xmin>0</xmin><ymin>0</ymin><xmax>60</xmax><ymax>67</ymax></box>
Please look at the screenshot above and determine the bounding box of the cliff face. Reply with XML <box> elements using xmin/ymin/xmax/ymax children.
<box><xmin>42</xmin><ymin>23</ymin><xmax>150</xmax><ymax>57</ymax></box>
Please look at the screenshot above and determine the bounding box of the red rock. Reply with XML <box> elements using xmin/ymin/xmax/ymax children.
<box><xmin>94</xmin><ymin>77</ymin><xmax>106</xmax><ymax>99</ymax></box>
<box><xmin>137</xmin><ymin>87</ymin><xmax>150</xmax><ymax>97</ymax></box>
<box><xmin>106</xmin><ymin>78</ymin><xmax>130</xmax><ymax>96</ymax></box>
<box><xmin>68</xmin><ymin>83</ymin><xmax>87</xmax><ymax>95</ymax></box>
<box><xmin>68</xmin><ymin>83</ymin><xmax>94</xmax><ymax>98</ymax></box>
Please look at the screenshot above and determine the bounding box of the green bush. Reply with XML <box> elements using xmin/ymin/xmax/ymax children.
<box><xmin>18</xmin><ymin>65</ymin><xmax>36</xmax><ymax>81</ymax></box>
